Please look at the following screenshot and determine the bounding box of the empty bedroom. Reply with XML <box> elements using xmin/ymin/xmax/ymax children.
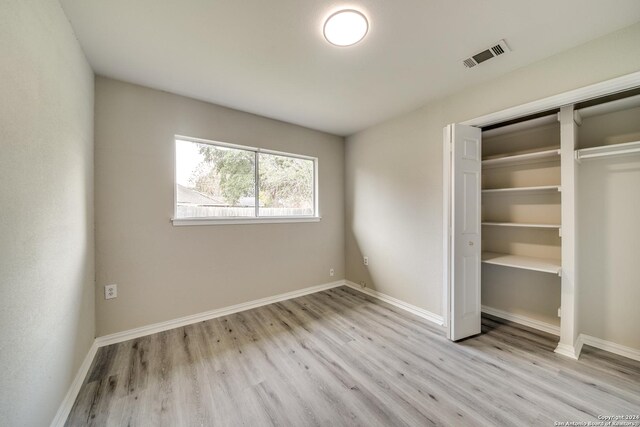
<box><xmin>2</xmin><ymin>1</ymin><xmax>640</xmax><ymax>426</ymax></box>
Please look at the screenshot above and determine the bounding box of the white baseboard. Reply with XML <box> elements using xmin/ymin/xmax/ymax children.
<box><xmin>52</xmin><ymin>278</ymin><xmax>443</xmax><ymax>425</ymax></box>
<box><xmin>344</xmin><ymin>280</ymin><xmax>444</xmax><ymax>327</ymax></box>
<box><xmin>481</xmin><ymin>305</ymin><xmax>560</xmax><ymax>336</ymax></box>
<box><xmin>482</xmin><ymin>306</ymin><xmax>579</xmax><ymax>359</ymax></box>
<box><xmin>50</xmin><ymin>341</ymin><xmax>99</xmax><ymax>427</ymax></box>
<box><xmin>54</xmin><ymin>279</ymin><xmax>638</xmax><ymax>426</ymax></box>
<box><xmin>96</xmin><ymin>280</ymin><xmax>346</xmax><ymax>347</ymax></box>
<box><xmin>576</xmin><ymin>334</ymin><xmax>640</xmax><ymax>362</ymax></box>
<box><xmin>51</xmin><ymin>279</ymin><xmax>345</xmax><ymax>426</ymax></box>
<box><xmin>554</xmin><ymin>342</ymin><xmax>580</xmax><ymax>360</ymax></box>
<box><xmin>574</xmin><ymin>336</ymin><xmax>585</xmax><ymax>359</ymax></box>
<box><xmin>481</xmin><ymin>306</ymin><xmax>640</xmax><ymax>362</ymax></box>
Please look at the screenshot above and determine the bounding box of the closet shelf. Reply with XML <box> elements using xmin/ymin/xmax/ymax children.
<box><xmin>482</xmin><ymin>222</ymin><xmax>560</xmax><ymax>229</ymax></box>
<box><xmin>575</xmin><ymin>140</ymin><xmax>640</xmax><ymax>161</ymax></box>
<box><xmin>481</xmin><ymin>252</ymin><xmax>561</xmax><ymax>275</ymax></box>
<box><xmin>482</xmin><ymin>185</ymin><xmax>561</xmax><ymax>194</ymax></box>
<box><xmin>482</xmin><ymin>149</ymin><xmax>560</xmax><ymax>168</ymax></box>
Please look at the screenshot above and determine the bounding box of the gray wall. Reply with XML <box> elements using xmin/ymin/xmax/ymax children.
<box><xmin>346</xmin><ymin>23</ymin><xmax>640</xmax><ymax>345</ymax></box>
<box><xmin>94</xmin><ymin>77</ymin><xmax>344</xmax><ymax>336</ymax></box>
<box><xmin>0</xmin><ymin>1</ymin><xmax>95</xmax><ymax>426</ymax></box>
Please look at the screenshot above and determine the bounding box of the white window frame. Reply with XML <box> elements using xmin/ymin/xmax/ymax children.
<box><xmin>172</xmin><ymin>135</ymin><xmax>320</xmax><ymax>226</ymax></box>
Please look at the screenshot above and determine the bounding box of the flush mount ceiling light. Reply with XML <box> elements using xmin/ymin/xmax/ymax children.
<box><xmin>323</xmin><ymin>9</ymin><xmax>369</xmax><ymax>47</ymax></box>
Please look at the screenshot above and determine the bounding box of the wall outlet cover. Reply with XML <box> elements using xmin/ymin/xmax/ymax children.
<box><xmin>105</xmin><ymin>284</ymin><xmax>117</xmax><ymax>300</ymax></box>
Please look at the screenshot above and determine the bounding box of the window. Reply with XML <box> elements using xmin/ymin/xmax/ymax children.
<box><xmin>174</xmin><ymin>136</ymin><xmax>318</xmax><ymax>224</ymax></box>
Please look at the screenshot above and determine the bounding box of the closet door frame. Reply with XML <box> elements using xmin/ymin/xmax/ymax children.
<box><xmin>442</xmin><ymin>70</ymin><xmax>640</xmax><ymax>358</ymax></box>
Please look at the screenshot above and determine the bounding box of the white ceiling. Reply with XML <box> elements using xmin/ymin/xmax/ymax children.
<box><xmin>60</xmin><ymin>1</ymin><xmax>640</xmax><ymax>136</ymax></box>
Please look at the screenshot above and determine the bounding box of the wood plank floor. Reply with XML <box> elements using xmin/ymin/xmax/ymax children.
<box><xmin>66</xmin><ymin>286</ymin><xmax>640</xmax><ymax>426</ymax></box>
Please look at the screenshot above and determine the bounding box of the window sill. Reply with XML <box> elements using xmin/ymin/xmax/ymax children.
<box><xmin>171</xmin><ymin>216</ymin><xmax>321</xmax><ymax>226</ymax></box>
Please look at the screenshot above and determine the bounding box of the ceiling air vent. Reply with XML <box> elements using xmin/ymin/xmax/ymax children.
<box><xmin>463</xmin><ymin>39</ymin><xmax>511</xmax><ymax>68</ymax></box>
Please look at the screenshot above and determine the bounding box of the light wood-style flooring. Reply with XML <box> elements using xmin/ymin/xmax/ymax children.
<box><xmin>66</xmin><ymin>286</ymin><xmax>640</xmax><ymax>426</ymax></box>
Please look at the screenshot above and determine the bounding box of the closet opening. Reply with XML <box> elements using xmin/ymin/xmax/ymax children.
<box><xmin>480</xmin><ymin>113</ymin><xmax>562</xmax><ymax>339</ymax></box>
<box><xmin>445</xmin><ymin>74</ymin><xmax>640</xmax><ymax>358</ymax></box>
<box><xmin>573</xmin><ymin>92</ymin><xmax>640</xmax><ymax>352</ymax></box>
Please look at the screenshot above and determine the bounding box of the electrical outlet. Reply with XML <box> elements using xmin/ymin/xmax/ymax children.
<box><xmin>359</xmin><ymin>281</ymin><xmax>367</xmax><ymax>288</ymax></box>
<box><xmin>557</xmin><ymin>307</ymin><xmax>561</xmax><ymax>317</ymax></box>
<box><xmin>363</xmin><ymin>256</ymin><xmax>369</xmax><ymax>266</ymax></box>
<box><xmin>105</xmin><ymin>284</ymin><xmax>117</xmax><ymax>300</ymax></box>
<box><xmin>329</xmin><ymin>268</ymin><xmax>335</xmax><ymax>277</ymax></box>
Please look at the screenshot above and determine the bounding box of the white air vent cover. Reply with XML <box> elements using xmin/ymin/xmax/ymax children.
<box><xmin>463</xmin><ymin>39</ymin><xmax>511</xmax><ymax>68</ymax></box>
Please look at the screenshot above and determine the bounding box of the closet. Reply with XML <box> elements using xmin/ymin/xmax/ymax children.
<box><xmin>481</xmin><ymin>114</ymin><xmax>562</xmax><ymax>330</ymax></box>
<box><xmin>574</xmin><ymin>94</ymin><xmax>640</xmax><ymax>352</ymax></box>
<box><xmin>444</xmin><ymin>83</ymin><xmax>640</xmax><ymax>358</ymax></box>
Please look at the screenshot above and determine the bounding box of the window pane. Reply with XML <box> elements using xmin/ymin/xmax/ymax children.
<box><xmin>176</xmin><ymin>140</ymin><xmax>256</xmax><ymax>218</ymax></box>
<box><xmin>258</xmin><ymin>153</ymin><xmax>314</xmax><ymax>216</ymax></box>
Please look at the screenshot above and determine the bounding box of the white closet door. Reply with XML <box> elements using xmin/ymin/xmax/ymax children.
<box><xmin>448</xmin><ymin>124</ymin><xmax>482</xmax><ymax>341</ymax></box>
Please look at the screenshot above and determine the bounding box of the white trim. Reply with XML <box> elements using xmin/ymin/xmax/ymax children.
<box><xmin>95</xmin><ymin>280</ymin><xmax>344</xmax><ymax>347</ymax></box>
<box><xmin>313</xmin><ymin>155</ymin><xmax>320</xmax><ymax>220</ymax></box>
<box><xmin>344</xmin><ymin>280</ymin><xmax>445</xmax><ymax>327</ymax></box>
<box><xmin>175</xmin><ymin>134</ymin><xmax>318</xmax><ymax>161</ymax></box>
<box><xmin>50</xmin><ymin>341</ymin><xmax>99</xmax><ymax>427</ymax></box>
<box><xmin>574</xmin><ymin>335</ymin><xmax>585</xmax><ymax>359</ymax></box>
<box><xmin>174</xmin><ymin>135</ymin><xmax>320</xmax><ymax>223</ymax></box>
<box><xmin>49</xmin><ymin>277</ymin><xmax>640</xmax><ymax>426</ymax></box>
<box><xmin>557</xmin><ymin>105</ymin><xmax>579</xmax><ymax>359</ymax></box>
<box><xmin>576</xmin><ymin>334</ymin><xmax>640</xmax><ymax>362</ymax></box>
<box><xmin>481</xmin><ymin>305</ymin><xmax>560</xmax><ymax>336</ymax></box>
<box><xmin>176</xmin><ymin>134</ymin><xmax>260</xmax><ymax>152</ymax></box>
<box><xmin>51</xmin><ymin>278</ymin><xmax>442</xmax><ymax>425</ymax></box>
<box><xmin>51</xmin><ymin>280</ymin><xmax>345</xmax><ymax>425</ymax></box>
<box><xmin>445</xmin><ymin>71</ymin><xmax>640</xmax><ymax>349</ymax></box>
<box><xmin>171</xmin><ymin>216</ymin><xmax>321</xmax><ymax>226</ymax></box>
<box><xmin>461</xmin><ymin>71</ymin><xmax>640</xmax><ymax>128</ymax></box>
<box><xmin>255</xmin><ymin>151</ymin><xmax>260</xmax><ymax>217</ymax></box>
<box><xmin>555</xmin><ymin>342</ymin><xmax>580</xmax><ymax>360</ymax></box>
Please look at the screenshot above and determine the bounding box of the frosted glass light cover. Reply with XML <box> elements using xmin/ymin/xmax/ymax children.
<box><xmin>323</xmin><ymin>10</ymin><xmax>368</xmax><ymax>47</ymax></box>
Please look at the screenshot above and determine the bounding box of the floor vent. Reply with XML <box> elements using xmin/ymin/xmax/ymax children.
<box><xmin>463</xmin><ymin>39</ymin><xmax>511</xmax><ymax>68</ymax></box>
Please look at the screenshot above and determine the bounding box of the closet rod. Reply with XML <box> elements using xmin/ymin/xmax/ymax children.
<box><xmin>575</xmin><ymin>140</ymin><xmax>640</xmax><ymax>161</ymax></box>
